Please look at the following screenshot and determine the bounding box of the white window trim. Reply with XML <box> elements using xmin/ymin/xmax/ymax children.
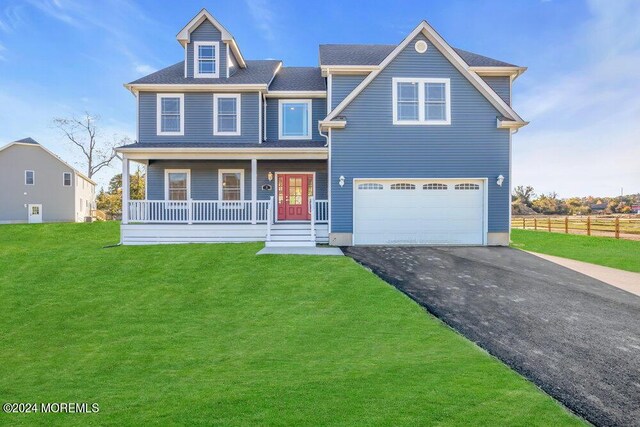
<box><xmin>218</xmin><ymin>169</ymin><xmax>245</xmax><ymax>201</ymax></box>
<box><xmin>63</xmin><ymin>172</ymin><xmax>72</xmax><ymax>187</ymax></box>
<box><xmin>25</xmin><ymin>170</ymin><xmax>35</xmax><ymax>185</ymax></box>
<box><xmin>157</xmin><ymin>93</ymin><xmax>185</xmax><ymax>136</ymax></box>
<box><xmin>213</xmin><ymin>94</ymin><xmax>241</xmax><ymax>136</ymax></box>
<box><xmin>392</xmin><ymin>77</ymin><xmax>451</xmax><ymax>125</ymax></box>
<box><xmin>194</xmin><ymin>41</ymin><xmax>220</xmax><ymax>78</ymax></box>
<box><xmin>164</xmin><ymin>169</ymin><xmax>191</xmax><ymax>201</ymax></box>
<box><xmin>278</xmin><ymin>99</ymin><xmax>313</xmax><ymax>140</ymax></box>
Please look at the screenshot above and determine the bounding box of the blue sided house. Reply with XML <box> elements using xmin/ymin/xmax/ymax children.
<box><xmin>116</xmin><ymin>8</ymin><xmax>527</xmax><ymax>247</ymax></box>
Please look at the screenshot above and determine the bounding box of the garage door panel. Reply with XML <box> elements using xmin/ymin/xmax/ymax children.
<box><xmin>353</xmin><ymin>179</ymin><xmax>485</xmax><ymax>245</ymax></box>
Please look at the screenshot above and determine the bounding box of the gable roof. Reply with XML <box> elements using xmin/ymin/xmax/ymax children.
<box><xmin>176</xmin><ymin>8</ymin><xmax>246</xmax><ymax>68</ymax></box>
<box><xmin>268</xmin><ymin>67</ymin><xmax>326</xmax><ymax>91</ymax></box>
<box><xmin>127</xmin><ymin>60</ymin><xmax>282</xmax><ymax>89</ymax></box>
<box><xmin>322</xmin><ymin>21</ymin><xmax>527</xmax><ymax>129</ymax></box>
<box><xmin>319</xmin><ymin>44</ymin><xmax>519</xmax><ymax>68</ymax></box>
<box><xmin>0</xmin><ymin>138</ymin><xmax>96</xmax><ymax>184</ymax></box>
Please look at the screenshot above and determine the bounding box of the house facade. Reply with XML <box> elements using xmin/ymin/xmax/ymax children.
<box><xmin>116</xmin><ymin>9</ymin><xmax>527</xmax><ymax>246</ymax></box>
<box><xmin>0</xmin><ymin>138</ymin><xmax>96</xmax><ymax>223</ymax></box>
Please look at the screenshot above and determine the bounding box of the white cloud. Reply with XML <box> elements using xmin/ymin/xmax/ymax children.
<box><xmin>514</xmin><ymin>0</ymin><xmax>640</xmax><ymax>197</ymax></box>
<box><xmin>134</xmin><ymin>64</ymin><xmax>156</xmax><ymax>75</ymax></box>
<box><xmin>245</xmin><ymin>0</ymin><xmax>277</xmax><ymax>42</ymax></box>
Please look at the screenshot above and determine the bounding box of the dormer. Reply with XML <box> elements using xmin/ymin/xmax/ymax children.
<box><xmin>176</xmin><ymin>9</ymin><xmax>246</xmax><ymax>79</ymax></box>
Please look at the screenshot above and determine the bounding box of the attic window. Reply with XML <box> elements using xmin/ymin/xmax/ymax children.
<box><xmin>415</xmin><ymin>40</ymin><xmax>428</xmax><ymax>54</ymax></box>
<box><xmin>194</xmin><ymin>41</ymin><xmax>219</xmax><ymax>78</ymax></box>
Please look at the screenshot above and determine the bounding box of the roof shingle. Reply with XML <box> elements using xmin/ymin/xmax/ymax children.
<box><xmin>319</xmin><ymin>44</ymin><xmax>518</xmax><ymax>68</ymax></box>
<box><xmin>269</xmin><ymin>67</ymin><xmax>325</xmax><ymax>91</ymax></box>
<box><xmin>128</xmin><ymin>60</ymin><xmax>282</xmax><ymax>85</ymax></box>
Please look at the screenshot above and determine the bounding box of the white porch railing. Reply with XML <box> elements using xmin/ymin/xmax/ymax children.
<box><xmin>315</xmin><ymin>200</ymin><xmax>329</xmax><ymax>223</ymax></box>
<box><xmin>128</xmin><ymin>200</ymin><xmax>270</xmax><ymax>224</ymax></box>
<box><xmin>127</xmin><ymin>199</ymin><xmax>328</xmax><ymax>224</ymax></box>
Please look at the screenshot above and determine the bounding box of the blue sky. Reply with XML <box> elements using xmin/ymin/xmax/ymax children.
<box><xmin>0</xmin><ymin>0</ymin><xmax>638</xmax><ymax>197</ymax></box>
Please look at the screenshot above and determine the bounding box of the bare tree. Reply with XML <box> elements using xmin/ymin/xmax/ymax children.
<box><xmin>53</xmin><ymin>113</ymin><xmax>129</xmax><ymax>179</ymax></box>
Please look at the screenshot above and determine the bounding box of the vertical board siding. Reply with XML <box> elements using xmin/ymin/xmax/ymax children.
<box><xmin>481</xmin><ymin>76</ymin><xmax>511</xmax><ymax>105</ymax></box>
<box><xmin>139</xmin><ymin>92</ymin><xmax>259</xmax><ymax>144</ymax></box>
<box><xmin>331</xmin><ymin>33</ymin><xmax>511</xmax><ymax>234</ymax></box>
<box><xmin>147</xmin><ymin>160</ymin><xmax>327</xmax><ymax>201</ymax></box>
<box><xmin>265</xmin><ymin>98</ymin><xmax>326</xmax><ymax>142</ymax></box>
<box><xmin>331</xmin><ymin>75</ymin><xmax>366</xmax><ymax>110</ymax></box>
<box><xmin>186</xmin><ymin>19</ymin><xmax>226</xmax><ymax>78</ymax></box>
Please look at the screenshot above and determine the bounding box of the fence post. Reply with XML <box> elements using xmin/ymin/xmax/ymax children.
<box><xmin>615</xmin><ymin>217</ymin><xmax>620</xmax><ymax>239</ymax></box>
<box><xmin>565</xmin><ymin>217</ymin><xmax>569</xmax><ymax>234</ymax></box>
<box><xmin>548</xmin><ymin>217</ymin><xmax>552</xmax><ymax>232</ymax></box>
<box><xmin>522</xmin><ymin>217</ymin><xmax>526</xmax><ymax>229</ymax></box>
<box><xmin>534</xmin><ymin>217</ymin><xmax>537</xmax><ymax>231</ymax></box>
<box><xmin>587</xmin><ymin>216</ymin><xmax>591</xmax><ymax>236</ymax></box>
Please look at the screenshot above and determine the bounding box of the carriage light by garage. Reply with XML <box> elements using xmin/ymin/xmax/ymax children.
<box><xmin>497</xmin><ymin>174</ymin><xmax>504</xmax><ymax>187</ymax></box>
<box><xmin>339</xmin><ymin>175</ymin><xmax>345</xmax><ymax>187</ymax></box>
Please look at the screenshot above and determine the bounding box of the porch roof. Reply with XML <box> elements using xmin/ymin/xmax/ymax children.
<box><xmin>115</xmin><ymin>141</ymin><xmax>328</xmax><ymax>160</ymax></box>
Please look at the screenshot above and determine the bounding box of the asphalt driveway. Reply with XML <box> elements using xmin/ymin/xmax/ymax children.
<box><xmin>344</xmin><ymin>246</ymin><xmax>640</xmax><ymax>427</ymax></box>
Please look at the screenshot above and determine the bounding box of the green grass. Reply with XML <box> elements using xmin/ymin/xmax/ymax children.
<box><xmin>0</xmin><ymin>222</ymin><xmax>582</xmax><ymax>426</ymax></box>
<box><xmin>511</xmin><ymin>229</ymin><xmax>640</xmax><ymax>273</ymax></box>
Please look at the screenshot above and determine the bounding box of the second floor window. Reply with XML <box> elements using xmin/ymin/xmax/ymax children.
<box><xmin>279</xmin><ymin>99</ymin><xmax>312</xmax><ymax>140</ymax></box>
<box><xmin>63</xmin><ymin>172</ymin><xmax>72</xmax><ymax>186</ymax></box>
<box><xmin>194</xmin><ymin>41</ymin><xmax>219</xmax><ymax>78</ymax></box>
<box><xmin>213</xmin><ymin>94</ymin><xmax>241</xmax><ymax>135</ymax></box>
<box><xmin>157</xmin><ymin>94</ymin><xmax>184</xmax><ymax>136</ymax></box>
<box><xmin>25</xmin><ymin>170</ymin><xmax>35</xmax><ymax>185</ymax></box>
<box><xmin>392</xmin><ymin>77</ymin><xmax>451</xmax><ymax>125</ymax></box>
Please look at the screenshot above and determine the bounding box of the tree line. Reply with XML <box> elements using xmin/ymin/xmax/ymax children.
<box><xmin>512</xmin><ymin>186</ymin><xmax>640</xmax><ymax>215</ymax></box>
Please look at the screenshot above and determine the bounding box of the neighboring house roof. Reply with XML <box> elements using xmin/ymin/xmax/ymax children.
<box><xmin>268</xmin><ymin>67</ymin><xmax>326</xmax><ymax>91</ymax></box>
<box><xmin>322</xmin><ymin>21</ymin><xmax>527</xmax><ymax>129</ymax></box>
<box><xmin>589</xmin><ymin>203</ymin><xmax>608</xmax><ymax>210</ymax></box>
<box><xmin>319</xmin><ymin>44</ymin><xmax>519</xmax><ymax>67</ymax></box>
<box><xmin>128</xmin><ymin>60</ymin><xmax>282</xmax><ymax>86</ymax></box>
<box><xmin>0</xmin><ymin>138</ymin><xmax>96</xmax><ymax>185</ymax></box>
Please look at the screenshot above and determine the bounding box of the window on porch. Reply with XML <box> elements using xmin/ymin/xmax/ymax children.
<box><xmin>165</xmin><ymin>169</ymin><xmax>190</xmax><ymax>200</ymax></box>
<box><xmin>219</xmin><ymin>169</ymin><xmax>244</xmax><ymax>200</ymax></box>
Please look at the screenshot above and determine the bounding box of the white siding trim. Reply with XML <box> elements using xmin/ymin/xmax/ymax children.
<box><xmin>213</xmin><ymin>93</ymin><xmax>241</xmax><ymax>136</ymax></box>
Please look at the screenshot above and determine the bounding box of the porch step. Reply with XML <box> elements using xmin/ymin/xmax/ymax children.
<box><xmin>267</xmin><ymin>222</ymin><xmax>316</xmax><ymax>247</ymax></box>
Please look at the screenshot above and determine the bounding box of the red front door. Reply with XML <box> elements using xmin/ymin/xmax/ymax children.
<box><xmin>277</xmin><ymin>174</ymin><xmax>312</xmax><ymax>221</ymax></box>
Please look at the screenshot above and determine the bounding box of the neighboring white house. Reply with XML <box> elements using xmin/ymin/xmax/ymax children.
<box><xmin>0</xmin><ymin>138</ymin><xmax>97</xmax><ymax>223</ymax></box>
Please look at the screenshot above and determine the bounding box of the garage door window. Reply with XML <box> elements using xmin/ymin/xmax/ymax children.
<box><xmin>390</xmin><ymin>183</ymin><xmax>415</xmax><ymax>190</ymax></box>
<box><xmin>455</xmin><ymin>183</ymin><xmax>480</xmax><ymax>190</ymax></box>
<box><xmin>357</xmin><ymin>183</ymin><xmax>383</xmax><ymax>190</ymax></box>
<box><xmin>423</xmin><ymin>183</ymin><xmax>448</xmax><ymax>190</ymax></box>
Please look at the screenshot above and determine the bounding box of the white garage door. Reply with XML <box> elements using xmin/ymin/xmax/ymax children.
<box><xmin>353</xmin><ymin>179</ymin><xmax>485</xmax><ymax>245</ymax></box>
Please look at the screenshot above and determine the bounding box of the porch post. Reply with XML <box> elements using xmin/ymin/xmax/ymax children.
<box><xmin>251</xmin><ymin>158</ymin><xmax>257</xmax><ymax>224</ymax></box>
<box><xmin>121</xmin><ymin>155</ymin><xmax>130</xmax><ymax>225</ymax></box>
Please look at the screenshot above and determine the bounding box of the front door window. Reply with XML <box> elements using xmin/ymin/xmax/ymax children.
<box><xmin>277</xmin><ymin>174</ymin><xmax>313</xmax><ymax>221</ymax></box>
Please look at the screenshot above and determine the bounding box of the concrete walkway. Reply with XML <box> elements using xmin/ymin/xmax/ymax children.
<box><xmin>527</xmin><ymin>251</ymin><xmax>640</xmax><ymax>296</ymax></box>
<box><xmin>257</xmin><ymin>246</ymin><xmax>343</xmax><ymax>256</ymax></box>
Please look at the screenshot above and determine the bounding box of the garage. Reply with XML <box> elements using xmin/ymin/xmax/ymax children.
<box><xmin>353</xmin><ymin>178</ymin><xmax>486</xmax><ymax>245</ymax></box>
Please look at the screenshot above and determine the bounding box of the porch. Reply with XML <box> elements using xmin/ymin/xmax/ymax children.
<box><xmin>119</xmin><ymin>147</ymin><xmax>329</xmax><ymax>246</ymax></box>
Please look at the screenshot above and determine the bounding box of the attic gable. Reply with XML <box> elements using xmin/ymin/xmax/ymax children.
<box><xmin>177</xmin><ymin>8</ymin><xmax>246</xmax><ymax>68</ymax></box>
<box><xmin>322</xmin><ymin>21</ymin><xmax>527</xmax><ymax>130</ymax></box>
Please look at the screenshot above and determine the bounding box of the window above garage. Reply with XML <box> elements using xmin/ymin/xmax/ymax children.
<box><xmin>392</xmin><ymin>77</ymin><xmax>451</xmax><ymax>125</ymax></box>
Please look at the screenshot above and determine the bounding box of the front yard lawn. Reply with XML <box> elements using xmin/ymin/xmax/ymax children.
<box><xmin>0</xmin><ymin>222</ymin><xmax>581</xmax><ymax>425</ymax></box>
<box><xmin>511</xmin><ymin>229</ymin><xmax>640</xmax><ymax>272</ymax></box>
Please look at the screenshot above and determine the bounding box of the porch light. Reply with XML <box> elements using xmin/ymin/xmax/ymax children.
<box><xmin>267</xmin><ymin>172</ymin><xmax>274</xmax><ymax>181</ymax></box>
<box><xmin>496</xmin><ymin>175</ymin><xmax>504</xmax><ymax>187</ymax></box>
<box><xmin>339</xmin><ymin>175</ymin><xmax>345</xmax><ymax>187</ymax></box>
